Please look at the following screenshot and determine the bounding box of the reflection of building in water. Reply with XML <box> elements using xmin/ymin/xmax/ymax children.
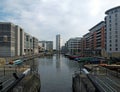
<box><xmin>56</xmin><ymin>54</ymin><xmax>61</xmax><ymax>71</ymax></box>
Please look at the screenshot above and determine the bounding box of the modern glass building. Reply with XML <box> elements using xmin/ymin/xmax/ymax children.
<box><xmin>0</xmin><ymin>22</ymin><xmax>16</xmax><ymax>57</ymax></box>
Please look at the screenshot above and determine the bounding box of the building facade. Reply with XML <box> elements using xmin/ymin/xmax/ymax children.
<box><xmin>39</xmin><ymin>41</ymin><xmax>53</xmax><ymax>53</ymax></box>
<box><xmin>33</xmin><ymin>37</ymin><xmax>39</xmax><ymax>54</ymax></box>
<box><xmin>89</xmin><ymin>21</ymin><xmax>106</xmax><ymax>56</ymax></box>
<box><xmin>46</xmin><ymin>41</ymin><xmax>53</xmax><ymax>52</ymax></box>
<box><xmin>66</xmin><ymin>37</ymin><xmax>82</xmax><ymax>55</ymax></box>
<box><xmin>15</xmin><ymin>26</ymin><xmax>24</xmax><ymax>56</ymax></box>
<box><xmin>24</xmin><ymin>33</ymin><xmax>33</xmax><ymax>55</ymax></box>
<box><xmin>0</xmin><ymin>22</ymin><xmax>16</xmax><ymax>57</ymax></box>
<box><xmin>56</xmin><ymin>34</ymin><xmax>61</xmax><ymax>52</ymax></box>
<box><xmin>82</xmin><ymin>33</ymin><xmax>91</xmax><ymax>56</ymax></box>
<box><xmin>105</xmin><ymin>6</ymin><xmax>120</xmax><ymax>57</ymax></box>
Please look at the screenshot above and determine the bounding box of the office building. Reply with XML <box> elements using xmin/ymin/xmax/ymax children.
<box><xmin>24</xmin><ymin>33</ymin><xmax>33</xmax><ymax>55</ymax></box>
<box><xmin>33</xmin><ymin>37</ymin><xmax>39</xmax><ymax>54</ymax></box>
<box><xmin>0</xmin><ymin>22</ymin><xmax>40</xmax><ymax>57</ymax></box>
<box><xmin>39</xmin><ymin>41</ymin><xmax>53</xmax><ymax>52</ymax></box>
<box><xmin>66</xmin><ymin>37</ymin><xmax>82</xmax><ymax>55</ymax></box>
<box><xmin>46</xmin><ymin>41</ymin><xmax>53</xmax><ymax>52</ymax></box>
<box><xmin>0</xmin><ymin>22</ymin><xmax>16</xmax><ymax>56</ymax></box>
<box><xmin>15</xmin><ymin>25</ymin><xmax>24</xmax><ymax>56</ymax></box>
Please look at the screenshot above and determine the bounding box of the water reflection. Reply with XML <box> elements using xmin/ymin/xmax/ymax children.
<box><xmin>38</xmin><ymin>55</ymin><xmax>79</xmax><ymax>92</ymax></box>
<box><xmin>56</xmin><ymin>54</ymin><xmax>61</xmax><ymax>72</ymax></box>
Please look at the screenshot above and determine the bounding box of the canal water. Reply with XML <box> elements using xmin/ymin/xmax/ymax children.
<box><xmin>38</xmin><ymin>54</ymin><xmax>79</xmax><ymax>92</ymax></box>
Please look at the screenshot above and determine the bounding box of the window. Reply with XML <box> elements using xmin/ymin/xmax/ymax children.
<box><xmin>115</xmin><ymin>39</ymin><xmax>118</xmax><ymax>42</ymax></box>
<box><xmin>110</xmin><ymin>48</ymin><xmax>112</xmax><ymax>51</ymax></box>
<box><xmin>116</xmin><ymin>48</ymin><xmax>118</xmax><ymax>51</ymax></box>
<box><xmin>109</xmin><ymin>28</ymin><xmax>111</xmax><ymax>31</ymax></box>
<box><xmin>115</xmin><ymin>44</ymin><xmax>118</xmax><ymax>47</ymax></box>
<box><xmin>115</xmin><ymin>35</ymin><xmax>118</xmax><ymax>38</ymax></box>
<box><xmin>109</xmin><ymin>40</ymin><xmax>111</xmax><ymax>43</ymax></box>
<box><xmin>115</xmin><ymin>31</ymin><xmax>118</xmax><ymax>34</ymax></box>
<box><xmin>109</xmin><ymin>20</ymin><xmax>111</xmax><ymax>23</ymax></box>
<box><xmin>109</xmin><ymin>36</ymin><xmax>112</xmax><ymax>39</ymax></box>
<box><xmin>115</xmin><ymin>9</ymin><xmax>118</xmax><ymax>13</ymax></box>
<box><xmin>109</xmin><ymin>24</ymin><xmax>111</xmax><ymax>27</ymax></box>
<box><xmin>109</xmin><ymin>15</ymin><xmax>111</xmax><ymax>19</ymax></box>
<box><xmin>115</xmin><ymin>23</ymin><xmax>117</xmax><ymax>25</ymax></box>
<box><xmin>109</xmin><ymin>44</ymin><xmax>112</xmax><ymax>47</ymax></box>
<box><xmin>109</xmin><ymin>32</ymin><xmax>111</xmax><ymax>35</ymax></box>
<box><xmin>3</xmin><ymin>35</ymin><xmax>8</xmax><ymax>42</ymax></box>
<box><xmin>115</xmin><ymin>13</ymin><xmax>117</xmax><ymax>17</ymax></box>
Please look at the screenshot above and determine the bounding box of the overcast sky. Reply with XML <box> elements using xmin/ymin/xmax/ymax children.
<box><xmin>0</xmin><ymin>0</ymin><xmax>120</xmax><ymax>47</ymax></box>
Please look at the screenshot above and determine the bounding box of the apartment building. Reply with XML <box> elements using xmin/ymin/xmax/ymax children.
<box><xmin>82</xmin><ymin>33</ymin><xmax>91</xmax><ymax>56</ymax></box>
<box><xmin>89</xmin><ymin>21</ymin><xmax>105</xmax><ymax>56</ymax></box>
<box><xmin>105</xmin><ymin>6</ymin><xmax>120</xmax><ymax>57</ymax></box>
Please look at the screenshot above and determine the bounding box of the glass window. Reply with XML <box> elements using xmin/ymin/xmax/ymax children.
<box><xmin>109</xmin><ymin>20</ymin><xmax>111</xmax><ymax>23</ymax></box>
<box><xmin>109</xmin><ymin>28</ymin><xmax>111</xmax><ymax>31</ymax></box>
<box><xmin>115</xmin><ymin>35</ymin><xmax>118</xmax><ymax>38</ymax></box>
<box><xmin>110</xmin><ymin>48</ymin><xmax>112</xmax><ymax>51</ymax></box>
<box><xmin>109</xmin><ymin>32</ymin><xmax>111</xmax><ymax>35</ymax></box>
<box><xmin>109</xmin><ymin>24</ymin><xmax>111</xmax><ymax>27</ymax></box>
<box><xmin>109</xmin><ymin>36</ymin><xmax>112</xmax><ymax>39</ymax></box>
<box><xmin>115</xmin><ymin>13</ymin><xmax>117</xmax><ymax>17</ymax></box>
<box><xmin>115</xmin><ymin>23</ymin><xmax>117</xmax><ymax>25</ymax></box>
<box><xmin>109</xmin><ymin>16</ymin><xmax>111</xmax><ymax>18</ymax></box>
<box><xmin>115</xmin><ymin>31</ymin><xmax>118</xmax><ymax>34</ymax></box>
<box><xmin>115</xmin><ymin>39</ymin><xmax>118</xmax><ymax>42</ymax></box>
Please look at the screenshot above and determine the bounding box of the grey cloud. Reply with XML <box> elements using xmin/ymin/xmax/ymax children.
<box><xmin>0</xmin><ymin>0</ymin><xmax>120</xmax><ymax>46</ymax></box>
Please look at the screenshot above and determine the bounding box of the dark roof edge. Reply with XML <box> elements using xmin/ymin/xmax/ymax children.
<box><xmin>105</xmin><ymin>6</ymin><xmax>120</xmax><ymax>14</ymax></box>
<box><xmin>89</xmin><ymin>21</ymin><xmax>105</xmax><ymax>31</ymax></box>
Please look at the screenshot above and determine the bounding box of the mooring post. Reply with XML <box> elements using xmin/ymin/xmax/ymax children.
<box><xmin>0</xmin><ymin>82</ymin><xmax>3</xmax><ymax>90</ymax></box>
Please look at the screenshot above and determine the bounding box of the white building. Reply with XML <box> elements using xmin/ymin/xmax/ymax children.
<box><xmin>39</xmin><ymin>41</ymin><xmax>53</xmax><ymax>52</ymax></box>
<box><xmin>24</xmin><ymin>33</ymin><xmax>33</xmax><ymax>55</ymax></box>
<box><xmin>33</xmin><ymin>37</ymin><xmax>39</xmax><ymax>54</ymax></box>
<box><xmin>46</xmin><ymin>41</ymin><xmax>53</xmax><ymax>52</ymax></box>
<box><xmin>15</xmin><ymin>26</ymin><xmax>24</xmax><ymax>56</ymax></box>
<box><xmin>66</xmin><ymin>37</ymin><xmax>82</xmax><ymax>55</ymax></box>
<box><xmin>105</xmin><ymin>6</ymin><xmax>120</xmax><ymax>57</ymax></box>
<box><xmin>56</xmin><ymin>34</ymin><xmax>61</xmax><ymax>52</ymax></box>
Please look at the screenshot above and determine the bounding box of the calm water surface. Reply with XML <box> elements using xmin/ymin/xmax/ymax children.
<box><xmin>38</xmin><ymin>54</ymin><xmax>79</xmax><ymax>92</ymax></box>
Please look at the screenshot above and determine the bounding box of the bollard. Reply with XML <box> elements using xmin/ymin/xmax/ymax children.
<box><xmin>13</xmin><ymin>73</ymin><xmax>19</xmax><ymax>79</ymax></box>
<box><xmin>0</xmin><ymin>82</ymin><xmax>3</xmax><ymax>90</ymax></box>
